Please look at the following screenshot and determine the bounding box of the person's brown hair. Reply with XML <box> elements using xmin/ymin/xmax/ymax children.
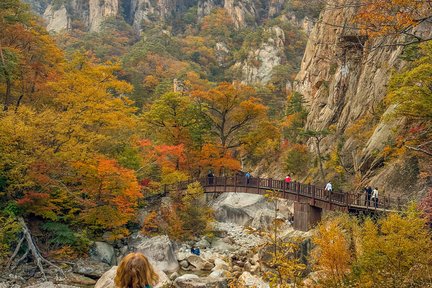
<box><xmin>115</xmin><ymin>253</ymin><xmax>159</xmax><ymax>288</ymax></box>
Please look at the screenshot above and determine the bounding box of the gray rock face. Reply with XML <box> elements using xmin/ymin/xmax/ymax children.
<box><xmin>234</xmin><ymin>26</ymin><xmax>285</xmax><ymax>85</ymax></box>
<box><xmin>129</xmin><ymin>234</ymin><xmax>179</xmax><ymax>273</ymax></box>
<box><xmin>294</xmin><ymin>0</ymin><xmax>432</xmax><ymax>197</ymax></box>
<box><xmin>43</xmin><ymin>4</ymin><xmax>70</xmax><ymax>32</ymax></box>
<box><xmin>174</xmin><ymin>274</ymin><xmax>227</xmax><ymax>288</ymax></box>
<box><xmin>73</xmin><ymin>259</ymin><xmax>111</xmax><ymax>278</ymax></box>
<box><xmin>211</xmin><ymin>192</ymin><xmax>293</xmax><ymax>229</ymax></box>
<box><xmin>90</xmin><ymin>241</ymin><xmax>116</xmax><ymax>265</ymax></box>
<box><xmin>95</xmin><ymin>265</ymin><xmax>170</xmax><ymax>288</ymax></box>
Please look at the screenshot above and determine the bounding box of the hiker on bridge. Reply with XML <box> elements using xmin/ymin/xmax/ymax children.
<box><xmin>325</xmin><ymin>181</ymin><xmax>333</xmax><ymax>198</ymax></box>
<box><xmin>364</xmin><ymin>186</ymin><xmax>372</xmax><ymax>206</ymax></box>
<box><xmin>371</xmin><ymin>187</ymin><xmax>379</xmax><ymax>208</ymax></box>
<box><xmin>208</xmin><ymin>171</ymin><xmax>214</xmax><ymax>185</ymax></box>
<box><xmin>285</xmin><ymin>175</ymin><xmax>291</xmax><ymax>190</ymax></box>
<box><xmin>245</xmin><ymin>172</ymin><xmax>251</xmax><ymax>184</ymax></box>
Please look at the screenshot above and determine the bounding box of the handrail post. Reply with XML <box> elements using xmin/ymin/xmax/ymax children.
<box><xmin>296</xmin><ymin>182</ymin><xmax>300</xmax><ymax>201</ymax></box>
<box><xmin>257</xmin><ymin>177</ymin><xmax>260</xmax><ymax>194</ymax></box>
<box><xmin>269</xmin><ymin>178</ymin><xmax>273</xmax><ymax>189</ymax></box>
<box><xmin>224</xmin><ymin>176</ymin><xmax>227</xmax><ymax>193</ymax></box>
<box><xmin>312</xmin><ymin>185</ymin><xmax>316</xmax><ymax>206</ymax></box>
<box><xmin>329</xmin><ymin>190</ymin><xmax>332</xmax><ymax>210</ymax></box>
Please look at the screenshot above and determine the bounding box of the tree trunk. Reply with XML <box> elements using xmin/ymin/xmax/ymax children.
<box><xmin>0</xmin><ymin>44</ymin><xmax>12</xmax><ymax>111</ymax></box>
<box><xmin>316</xmin><ymin>137</ymin><xmax>326</xmax><ymax>182</ymax></box>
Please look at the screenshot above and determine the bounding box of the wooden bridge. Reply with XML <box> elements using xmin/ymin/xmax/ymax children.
<box><xmin>167</xmin><ymin>176</ymin><xmax>402</xmax><ymax>231</ymax></box>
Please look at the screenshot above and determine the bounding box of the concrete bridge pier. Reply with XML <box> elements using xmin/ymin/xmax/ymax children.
<box><xmin>293</xmin><ymin>202</ymin><xmax>322</xmax><ymax>232</ymax></box>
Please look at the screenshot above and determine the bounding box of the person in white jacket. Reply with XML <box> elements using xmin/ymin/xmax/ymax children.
<box><xmin>325</xmin><ymin>181</ymin><xmax>332</xmax><ymax>199</ymax></box>
<box><xmin>371</xmin><ymin>187</ymin><xmax>379</xmax><ymax>208</ymax></box>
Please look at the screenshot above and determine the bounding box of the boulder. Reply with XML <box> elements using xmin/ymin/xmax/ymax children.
<box><xmin>174</xmin><ymin>274</ymin><xmax>227</xmax><ymax>288</ymax></box>
<box><xmin>95</xmin><ymin>265</ymin><xmax>169</xmax><ymax>288</ymax></box>
<box><xmin>67</xmin><ymin>273</ymin><xmax>97</xmax><ymax>286</ymax></box>
<box><xmin>195</xmin><ymin>238</ymin><xmax>211</xmax><ymax>249</ymax></box>
<box><xmin>25</xmin><ymin>282</ymin><xmax>79</xmax><ymax>288</ymax></box>
<box><xmin>208</xmin><ymin>269</ymin><xmax>228</xmax><ymax>278</ymax></box>
<box><xmin>238</xmin><ymin>272</ymin><xmax>269</xmax><ymax>288</ymax></box>
<box><xmin>90</xmin><ymin>241</ymin><xmax>116</xmax><ymax>265</ymax></box>
<box><xmin>73</xmin><ymin>259</ymin><xmax>110</xmax><ymax>278</ymax></box>
<box><xmin>211</xmin><ymin>193</ymin><xmax>293</xmax><ymax>228</ymax></box>
<box><xmin>129</xmin><ymin>234</ymin><xmax>179</xmax><ymax>273</ymax></box>
<box><xmin>213</xmin><ymin>258</ymin><xmax>229</xmax><ymax>271</ymax></box>
<box><xmin>187</xmin><ymin>255</ymin><xmax>214</xmax><ymax>271</ymax></box>
<box><xmin>210</xmin><ymin>238</ymin><xmax>236</xmax><ymax>252</ymax></box>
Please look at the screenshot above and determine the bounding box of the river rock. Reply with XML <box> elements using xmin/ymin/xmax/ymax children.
<box><xmin>73</xmin><ymin>259</ymin><xmax>110</xmax><ymax>278</ymax></box>
<box><xmin>208</xmin><ymin>269</ymin><xmax>228</xmax><ymax>278</ymax></box>
<box><xmin>174</xmin><ymin>274</ymin><xmax>227</xmax><ymax>288</ymax></box>
<box><xmin>213</xmin><ymin>258</ymin><xmax>229</xmax><ymax>271</ymax></box>
<box><xmin>25</xmin><ymin>282</ymin><xmax>79</xmax><ymax>288</ymax></box>
<box><xmin>187</xmin><ymin>255</ymin><xmax>214</xmax><ymax>271</ymax></box>
<box><xmin>195</xmin><ymin>238</ymin><xmax>211</xmax><ymax>249</ymax></box>
<box><xmin>129</xmin><ymin>234</ymin><xmax>179</xmax><ymax>272</ymax></box>
<box><xmin>67</xmin><ymin>273</ymin><xmax>97</xmax><ymax>285</ymax></box>
<box><xmin>94</xmin><ymin>265</ymin><xmax>169</xmax><ymax>288</ymax></box>
<box><xmin>90</xmin><ymin>241</ymin><xmax>116</xmax><ymax>265</ymax></box>
<box><xmin>238</xmin><ymin>272</ymin><xmax>269</xmax><ymax>287</ymax></box>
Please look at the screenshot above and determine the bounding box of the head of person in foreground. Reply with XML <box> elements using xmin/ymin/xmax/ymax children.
<box><xmin>115</xmin><ymin>252</ymin><xmax>159</xmax><ymax>288</ymax></box>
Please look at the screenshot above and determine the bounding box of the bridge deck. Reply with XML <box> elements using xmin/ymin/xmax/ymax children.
<box><xmin>167</xmin><ymin>176</ymin><xmax>402</xmax><ymax>213</ymax></box>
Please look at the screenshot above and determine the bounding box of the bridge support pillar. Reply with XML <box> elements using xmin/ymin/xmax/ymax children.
<box><xmin>293</xmin><ymin>202</ymin><xmax>322</xmax><ymax>232</ymax></box>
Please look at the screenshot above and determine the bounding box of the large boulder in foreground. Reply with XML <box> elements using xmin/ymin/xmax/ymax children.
<box><xmin>95</xmin><ymin>265</ymin><xmax>169</xmax><ymax>288</ymax></box>
<box><xmin>25</xmin><ymin>282</ymin><xmax>79</xmax><ymax>288</ymax></box>
<box><xmin>173</xmin><ymin>274</ymin><xmax>227</xmax><ymax>288</ymax></box>
<box><xmin>129</xmin><ymin>234</ymin><xmax>179</xmax><ymax>273</ymax></box>
<box><xmin>211</xmin><ymin>193</ymin><xmax>293</xmax><ymax>229</ymax></box>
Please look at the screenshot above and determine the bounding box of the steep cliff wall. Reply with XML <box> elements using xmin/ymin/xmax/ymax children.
<box><xmin>294</xmin><ymin>0</ymin><xmax>431</xmax><ymax>199</ymax></box>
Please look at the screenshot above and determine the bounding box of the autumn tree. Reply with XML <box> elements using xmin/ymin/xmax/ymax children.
<box><xmin>355</xmin><ymin>206</ymin><xmax>432</xmax><ymax>287</ymax></box>
<box><xmin>301</xmin><ymin>129</ymin><xmax>331</xmax><ymax>182</ymax></box>
<box><xmin>75</xmin><ymin>158</ymin><xmax>142</xmax><ymax>239</ymax></box>
<box><xmin>387</xmin><ymin>41</ymin><xmax>432</xmax><ymax>158</ymax></box>
<box><xmin>142</xmin><ymin>92</ymin><xmax>208</xmax><ymax>147</ymax></box>
<box><xmin>354</xmin><ymin>0</ymin><xmax>432</xmax><ymax>46</ymax></box>
<box><xmin>259</xmin><ymin>190</ymin><xmax>306</xmax><ymax>287</ymax></box>
<box><xmin>0</xmin><ymin>0</ymin><xmax>63</xmax><ymax>111</ymax></box>
<box><xmin>158</xmin><ymin>182</ymin><xmax>213</xmax><ymax>241</ymax></box>
<box><xmin>193</xmin><ymin>82</ymin><xmax>267</xmax><ymax>152</ymax></box>
<box><xmin>311</xmin><ymin>215</ymin><xmax>355</xmax><ymax>286</ymax></box>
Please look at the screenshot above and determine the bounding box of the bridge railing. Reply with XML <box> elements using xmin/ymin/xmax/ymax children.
<box><xmin>169</xmin><ymin>176</ymin><xmax>402</xmax><ymax>211</ymax></box>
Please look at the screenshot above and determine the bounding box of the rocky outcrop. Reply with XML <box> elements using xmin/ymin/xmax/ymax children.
<box><xmin>90</xmin><ymin>241</ymin><xmax>116</xmax><ymax>265</ymax></box>
<box><xmin>294</xmin><ymin>0</ymin><xmax>431</xmax><ymax>196</ymax></box>
<box><xmin>129</xmin><ymin>234</ymin><xmax>179</xmax><ymax>272</ymax></box>
<box><xmin>95</xmin><ymin>265</ymin><xmax>170</xmax><ymax>288</ymax></box>
<box><xmin>235</xmin><ymin>26</ymin><xmax>285</xmax><ymax>84</ymax></box>
<box><xmin>43</xmin><ymin>5</ymin><xmax>70</xmax><ymax>32</ymax></box>
<box><xmin>88</xmin><ymin>0</ymin><xmax>119</xmax><ymax>31</ymax></box>
<box><xmin>211</xmin><ymin>192</ymin><xmax>293</xmax><ymax>230</ymax></box>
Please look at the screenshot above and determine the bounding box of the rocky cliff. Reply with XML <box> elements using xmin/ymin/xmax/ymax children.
<box><xmin>294</xmin><ymin>0</ymin><xmax>431</xmax><ymax>199</ymax></box>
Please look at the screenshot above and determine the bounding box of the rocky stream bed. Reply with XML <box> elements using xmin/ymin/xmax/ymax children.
<box><xmin>1</xmin><ymin>193</ymin><xmax>312</xmax><ymax>288</ymax></box>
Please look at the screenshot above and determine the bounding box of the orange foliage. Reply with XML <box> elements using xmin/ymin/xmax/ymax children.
<box><xmin>355</xmin><ymin>0</ymin><xmax>429</xmax><ymax>38</ymax></box>
<box><xmin>76</xmin><ymin>158</ymin><xmax>142</xmax><ymax>231</ymax></box>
